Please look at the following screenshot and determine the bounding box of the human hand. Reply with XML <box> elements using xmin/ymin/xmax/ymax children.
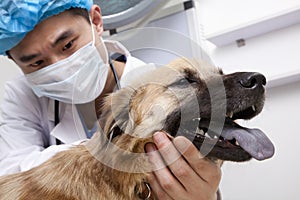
<box><xmin>145</xmin><ymin>132</ymin><xmax>222</xmax><ymax>200</ymax></box>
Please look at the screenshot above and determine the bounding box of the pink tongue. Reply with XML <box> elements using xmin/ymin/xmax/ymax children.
<box><xmin>221</xmin><ymin>122</ymin><xmax>275</xmax><ymax>160</ymax></box>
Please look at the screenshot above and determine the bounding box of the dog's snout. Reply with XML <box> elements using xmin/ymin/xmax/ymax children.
<box><xmin>239</xmin><ymin>72</ymin><xmax>266</xmax><ymax>88</ymax></box>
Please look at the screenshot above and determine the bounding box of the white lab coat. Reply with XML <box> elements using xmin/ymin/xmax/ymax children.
<box><xmin>0</xmin><ymin>40</ymin><xmax>147</xmax><ymax>176</ymax></box>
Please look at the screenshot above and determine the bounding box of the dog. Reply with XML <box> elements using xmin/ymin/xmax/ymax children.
<box><xmin>0</xmin><ymin>58</ymin><xmax>275</xmax><ymax>199</ymax></box>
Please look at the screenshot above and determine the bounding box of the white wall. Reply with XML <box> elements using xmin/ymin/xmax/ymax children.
<box><xmin>195</xmin><ymin>0</ymin><xmax>300</xmax><ymax>199</ymax></box>
<box><xmin>197</xmin><ymin>0</ymin><xmax>300</xmax><ymax>36</ymax></box>
<box><xmin>196</xmin><ymin>0</ymin><xmax>300</xmax><ymax>80</ymax></box>
<box><xmin>206</xmin><ymin>23</ymin><xmax>300</xmax><ymax>82</ymax></box>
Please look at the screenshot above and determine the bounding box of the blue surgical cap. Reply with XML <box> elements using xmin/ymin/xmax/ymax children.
<box><xmin>0</xmin><ymin>0</ymin><xmax>93</xmax><ymax>55</ymax></box>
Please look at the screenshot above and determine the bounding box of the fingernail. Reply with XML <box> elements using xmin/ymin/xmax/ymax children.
<box><xmin>153</xmin><ymin>132</ymin><xmax>166</xmax><ymax>145</ymax></box>
<box><xmin>145</xmin><ymin>143</ymin><xmax>157</xmax><ymax>153</ymax></box>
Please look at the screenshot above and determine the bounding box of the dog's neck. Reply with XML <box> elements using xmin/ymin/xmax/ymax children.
<box><xmin>84</xmin><ymin>131</ymin><xmax>152</xmax><ymax>199</ymax></box>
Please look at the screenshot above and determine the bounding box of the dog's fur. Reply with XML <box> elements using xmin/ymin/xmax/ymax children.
<box><xmin>0</xmin><ymin>58</ymin><xmax>272</xmax><ymax>199</ymax></box>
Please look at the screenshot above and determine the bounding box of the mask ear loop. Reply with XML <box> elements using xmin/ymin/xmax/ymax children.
<box><xmin>89</xmin><ymin>16</ymin><xmax>96</xmax><ymax>46</ymax></box>
<box><xmin>90</xmin><ymin>16</ymin><xmax>109</xmax><ymax>64</ymax></box>
<box><xmin>89</xmin><ymin>16</ymin><xmax>120</xmax><ymax>90</ymax></box>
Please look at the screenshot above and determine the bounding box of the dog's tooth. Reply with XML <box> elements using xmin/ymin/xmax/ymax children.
<box><xmin>252</xmin><ymin>105</ymin><xmax>256</xmax><ymax>112</ymax></box>
<box><xmin>228</xmin><ymin>111</ymin><xmax>233</xmax><ymax>118</ymax></box>
<box><xmin>235</xmin><ymin>140</ymin><xmax>240</xmax><ymax>146</ymax></box>
<box><xmin>196</xmin><ymin>127</ymin><xmax>205</xmax><ymax>135</ymax></box>
<box><xmin>192</xmin><ymin>118</ymin><xmax>201</xmax><ymax>122</ymax></box>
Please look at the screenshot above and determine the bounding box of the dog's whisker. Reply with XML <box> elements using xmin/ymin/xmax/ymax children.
<box><xmin>252</xmin><ymin>105</ymin><xmax>256</xmax><ymax>112</ymax></box>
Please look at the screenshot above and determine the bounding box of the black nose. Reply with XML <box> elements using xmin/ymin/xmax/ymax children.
<box><xmin>239</xmin><ymin>72</ymin><xmax>266</xmax><ymax>88</ymax></box>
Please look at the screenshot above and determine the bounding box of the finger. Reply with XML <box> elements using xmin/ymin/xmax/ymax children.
<box><xmin>145</xmin><ymin>142</ymin><xmax>185</xmax><ymax>198</ymax></box>
<box><xmin>152</xmin><ymin>132</ymin><xmax>182</xmax><ymax>166</ymax></box>
<box><xmin>173</xmin><ymin>136</ymin><xmax>222</xmax><ymax>190</ymax></box>
<box><xmin>152</xmin><ymin>132</ymin><xmax>205</xmax><ymax>188</ymax></box>
<box><xmin>147</xmin><ymin>173</ymin><xmax>173</xmax><ymax>200</ymax></box>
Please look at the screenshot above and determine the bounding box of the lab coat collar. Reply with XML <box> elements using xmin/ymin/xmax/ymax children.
<box><xmin>104</xmin><ymin>40</ymin><xmax>131</xmax><ymax>58</ymax></box>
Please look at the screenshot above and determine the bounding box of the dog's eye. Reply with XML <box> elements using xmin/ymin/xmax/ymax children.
<box><xmin>178</xmin><ymin>78</ymin><xmax>188</xmax><ymax>84</ymax></box>
<box><xmin>176</xmin><ymin>77</ymin><xmax>198</xmax><ymax>86</ymax></box>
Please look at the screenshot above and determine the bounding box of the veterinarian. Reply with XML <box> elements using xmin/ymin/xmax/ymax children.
<box><xmin>0</xmin><ymin>0</ymin><xmax>221</xmax><ymax>199</ymax></box>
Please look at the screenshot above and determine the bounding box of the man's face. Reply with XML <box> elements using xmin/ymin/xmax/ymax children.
<box><xmin>9</xmin><ymin>11</ymin><xmax>95</xmax><ymax>74</ymax></box>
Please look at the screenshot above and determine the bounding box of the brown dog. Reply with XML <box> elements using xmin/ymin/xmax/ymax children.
<box><xmin>0</xmin><ymin>58</ymin><xmax>275</xmax><ymax>199</ymax></box>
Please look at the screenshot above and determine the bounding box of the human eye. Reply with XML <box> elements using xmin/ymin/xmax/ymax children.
<box><xmin>29</xmin><ymin>60</ymin><xmax>44</xmax><ymax>67</ymax></box>
<box><xmin>62</xmin><ymin>40</ymin><xmax>74</xmax><ymax>51</ymax></box>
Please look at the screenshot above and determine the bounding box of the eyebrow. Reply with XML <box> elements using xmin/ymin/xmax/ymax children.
<box><xmin>19</xmin><ymin>53</ymin><xmax>41</xmax><ymax>63</ymax></box>
<box><xmin>51</xmin><ymin>29</ymin><xmax>74</xmax><ymax>48</ymax></box>
<box><xmin>19</xmin><ymin>30</ymin><xmax>75</xmax><ymax>63</ymax></box>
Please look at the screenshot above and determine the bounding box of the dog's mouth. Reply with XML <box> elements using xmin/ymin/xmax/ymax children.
<box><xmin>178</xmin><ymin>104</ymin><xmax>275</xmax><ymax>162</ymax></box>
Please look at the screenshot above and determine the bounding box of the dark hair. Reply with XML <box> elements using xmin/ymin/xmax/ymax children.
<box><xmin>68</xmin><ymin>7</ymin><xmax>90</xmax><ymax>23</ymax></box>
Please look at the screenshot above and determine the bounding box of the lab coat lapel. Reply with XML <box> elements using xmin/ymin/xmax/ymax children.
<box><xmin>50</xmin><ymin>103</ymin><xmax>87</xmax><ymax>144</ymax></box>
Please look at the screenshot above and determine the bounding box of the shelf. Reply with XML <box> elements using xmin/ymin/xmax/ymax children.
<box><xmin>267</xmin><ymin>69</ymin><xmax>300</xmax><ymax>89</ymax></box>
<box><xmin>205</xmin><ymin>5</ymin><xmax>300</xmax><ymax>47</ymax></box>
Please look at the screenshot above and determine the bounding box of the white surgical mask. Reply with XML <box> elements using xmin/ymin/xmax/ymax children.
<box><xmin>25</xmin><ymin>20</ymin><xmax>109</xmax><ymax>104</ymax></box>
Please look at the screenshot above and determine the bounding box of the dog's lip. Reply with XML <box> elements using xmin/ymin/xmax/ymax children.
<box><xmin>199</xmin><ymin>118</ymin><xmax>275</xmax><ymax>160</ymax></box>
